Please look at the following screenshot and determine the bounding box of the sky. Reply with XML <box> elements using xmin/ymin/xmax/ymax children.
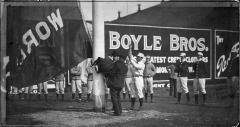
<box><xmin>80</xmin><ymin>0</ymin><xmax>163</xmax><ymax>21</ymax></box>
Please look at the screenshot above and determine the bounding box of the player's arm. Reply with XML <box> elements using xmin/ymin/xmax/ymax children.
<box><xmin>151</xmin><ymin>64</ymin><xmax>156</xmax><ymax>76</ymax></box>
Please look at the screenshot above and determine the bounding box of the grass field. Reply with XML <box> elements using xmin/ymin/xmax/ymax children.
<box><xmin>5</xmin><ymin>84</ymin><xmax>239</xmax><ymax>127</ymax></box>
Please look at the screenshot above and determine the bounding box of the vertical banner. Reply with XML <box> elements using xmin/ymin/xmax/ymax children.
<box><xmin>105</xmin><ymin>24</ymin><xmax>211</xmax><ymax>81</ymax></box>
<box><xmin>215</xmin><ymin>30</ymin><xmax>239</xmax><ymax>79</ymax></box>
<box><xmin>7</xmin><ymin>4</ymin><xmax>92</xmax><ymax>88</ymax></box>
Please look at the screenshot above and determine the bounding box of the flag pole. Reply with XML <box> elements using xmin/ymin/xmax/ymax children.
<box><xmin>92</xmin><ymin>0</ymin><xmax>105</xmax><ymax>112</ymax></box>
<box><xmin>0</xmin><ymin>1</ymin><xmax>7</xmax><ymax>124</ymax></box>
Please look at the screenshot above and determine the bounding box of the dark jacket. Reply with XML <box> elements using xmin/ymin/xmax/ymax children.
<box><xmin>107</xmin><ymin>59</ymin><xmax>128</xmax><ymax>89</ymax></box>
<box><xmin>176</xmin><ymin>60</ymin><xmax>189</xmax><ymax>77</ymax></box>
<box><xmin>193</xmin><ymin>60</ymin><xmax>206</xmax><ymax>78</ymax></box>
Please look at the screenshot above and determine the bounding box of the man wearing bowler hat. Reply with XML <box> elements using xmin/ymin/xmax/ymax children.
<box><xmin>108</xmin><ymin>51</ymin><xmax>128</xmax><ymax>115</ymax></box>
<box><xmin>176</xmin><ymin>52</ymin><xmax>190</xmax><ymax>104</ymax></box>
<box><xmin>193</xmin><ymin>52</ymin><xmax>207</xmax><ymax>105</ymax></box>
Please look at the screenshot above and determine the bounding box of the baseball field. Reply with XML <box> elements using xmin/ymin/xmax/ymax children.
<box><xmin>6</xmin><ymin>84</ymin><xmax>239</xmax><ymax>127</ymax></box>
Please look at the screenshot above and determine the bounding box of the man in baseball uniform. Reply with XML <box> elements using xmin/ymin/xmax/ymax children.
<box><xmin>176</xmin><ymin>53</ymin><xmax>190</xmax><ymax>104</ymax></box>
<box><xmin>23</xmin><ymin>86</ymin><xmax>34</xmax><ymax>101</ymax></box>
<box><xmin>86</xmin><ymin>58</ymin><xmax>94</xmax><ymax>101</ymax></box>
<box><xmin>37</xmin><ymin>81</ymin><xmax>48</xmax><ymax>101</ymax></box>
<box><xmin>128</xmin><ymin>44</ymin><xmax>145</xmax><ymax>110</ymax></box>
<box><xmin>143</xmin><ymin>55</ymin><xmax>156</xmax><ymax>103</ymax></box>
<box><xmin>166</xmin><ymin>64</ymin><xmax>178</xmax><ymax>98</ymax></box>
<box><xmin>70</xmin><ymin>65</ymin><xmax>82</xmax><ymax>101</ymax></box>
<box><xmin>122</xmin><ymin>56</ymin><xmax>133</xmax><ymax>101</ymax></box>
<box><xmin>193</xmin><ymin>52</ymin><xmax>207</xmax><ymax>105</ymax></box>
<box><xmin>55</xmin><ymin>73</ymin><xmax>65</xmax><ymax>101</ymax></box>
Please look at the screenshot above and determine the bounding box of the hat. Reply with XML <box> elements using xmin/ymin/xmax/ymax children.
<box><xmin>146</xmin><ymin>55</ymin><xmax>150</xmax><ymax>59</ymax></box>
<box><xmin>137</xmin><ymin>52</ymin><xmax>144</xmax><ymax>58</ymax></box>
<box><xmin>112</xmin><ymin>51</ymin><xmax>120</xmax><ymax>57</ymax></box>
<box><xmin>180</xmin><ymin>53</ymin><xmax>186</xmax><ymax>57</ymax></box>
<box><xmin>197</xmin><ymin>52</ymin><xmax>203</xmax><ymax>56</ymax></box>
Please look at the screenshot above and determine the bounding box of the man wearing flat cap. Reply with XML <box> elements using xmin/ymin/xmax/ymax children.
<box><xmin>193</xmin><ymin>52</ymin><xmax>207</xmax><ymax>105</ymax></box>
<box><xmin>128</xmin><ymin>44</ymin><xmax>145</xmax><ymax>110</ymax></box>
<box><xmin>175</xmin><ymin>52</ymin><xmax>190</xmax><ymax>104</ymax></box>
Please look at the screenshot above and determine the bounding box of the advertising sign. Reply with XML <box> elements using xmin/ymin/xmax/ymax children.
<box><xmin>215</xmin><ymin>30</ymin><xmax>239</xmax><ymax>79</ymax></box>
<box><xmin>105</xmin><ymin>24</ymin><xmax>211</xmax><ymax>81</ymax></box>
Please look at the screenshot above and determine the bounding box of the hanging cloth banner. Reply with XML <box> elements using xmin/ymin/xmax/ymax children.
<box><xmin>7</xmin><ymin>4</ymin><xmax>92</xmax><ymax>88</ymax></box>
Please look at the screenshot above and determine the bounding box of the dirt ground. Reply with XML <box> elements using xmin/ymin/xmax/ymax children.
<box><xmin>5</xmin><ymin>84</ymin><xmax>239</xmax><ymax>127</ymax></box>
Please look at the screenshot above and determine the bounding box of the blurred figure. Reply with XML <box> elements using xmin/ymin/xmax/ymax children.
<box><xmin>166</xmin><ymin>64</ymin><xmax>177</xmax><ymax>98</ymax></box>
<box><xmin>175</xmin><ymin>53</ymin><xmax>190</xmax><ymax>104</ymax></box>
<box><xmin>193</xmin><ymin>52</ymin><xmax>207</xmax><ymax>105</ymax></box>
<box><xmin>23</xmin><ymin>86</ymin><xmax>34</xmax><ymax>101</ymax></box>
<box><xmin>86</xmin><ymin>58</ymin><xmax>94</xmax><ymax>101</ymax></box>
<box><xmin>122</xmin><ymin>56</ymin><xmax>133</xmax><ymax>101</ymax></box>
<box><xmin>143</xmin><ymin>55</ymin><xmax>156</xmax><ymax>103</ymax></box>
<box><xmin>55</xmin><ymin>73</ymin><xmax>65</xmax><ymax>101</ymax></box>
<box><xmin>70</xmin><ymin>65</ymin><xmax>82</xmax><ymax>101</ymax></box>
<box><xmin>37</xmin><ymin>81</ymin><xmax>48</xmax><ymax>101</ymax></box>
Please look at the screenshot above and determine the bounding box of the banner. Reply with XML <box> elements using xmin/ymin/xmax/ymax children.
<box><xmin>215</xmin><ymin>30</ymin><xmax>239</xmax><ymax>79</ymax></box>
<box><xmin>105</xmin><ymin>24</ymin><xmax>211</xmax><ymax>81</ymax></box>
<box><xmin>7</xmin><ymin>5</ymin><xmax>92</xmax><ymax>88</ymax></box>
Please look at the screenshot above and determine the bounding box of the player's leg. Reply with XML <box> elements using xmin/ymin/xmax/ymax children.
<box><xmin>76</xmin><ymin>79</ymin><xmax>82</xmax><ymax>101</ymax></box>
<box><xmin>173</xmin><ymin>78</ymin><xmax>177</xmax><ymax>97</ymax></box>
<box><xmin>37</xmin><ymin>83</ymin><xmax>42</xmax><ymax>100</ymax></box>
<box><xmin>136</xmin><ymin>77</ymin><xmax>144</xmax><ymax>110</ymax></box>
<box><xmin>43</xmin><ymin>82</ymin><xmax>48</xmax><ymax>101</ymax></box>
<box><xmin>59</xmin><ymin>81</ymin><xmax>65</xmax><ymax>101</ymax></box>
<box><xmin>193</xmin><ymin>78</ymin><xmax>199</xmax><ymax>104</ymax></box>
<box><xmin>130</xmin><ymin>78</ymin><xmax>137</xmax><ymax>110</ymax></box>
<box><xmin>176</xmin><ymin>77</ymin><xmax>182</xmax><ymax>104</ymax></box>
<box><xmin>149</xmin><ymin>77</ymin><xmax>154</xmax><ymax>103</ymax></box>
<box><xmin>143</xmin><ymin>78</ymin><xmax>148</xmax><ymax>102</ymax></box>
<box><xmin>55</xmin><ymin>81</ymin><xmax>60</xmax><ymax>101</ymax></box>
<box><xmin>169</xmin><ymin>78</ymin><xmax>173</xmax><ymax>96</ymax></box>
<box><xmin>125</xmin><ymin>77</ymin><xmax>132</xmax><ymax>101</ymax></box>
<box><xmin>122</xmin><ymin>85</ymin><xmax>126</xmax><ymax>100</ymax></box>
<box><xmin>199</xmin><ymin>78</ymin><xmax>206</xmax><ymax>105</ymax></box>
<box><xmin>71</xmin><ymin>79</ymin><xmax>76</xmax><ymax>100</ymax></box>
<box><xmin>87</xmin><ymin>80</ymin><xmax>93</xmax><ymax>101</ymax></box>
<box><xmin>181</xmin><ymin>77</ymin><xmax>190</xmax><ymax>103</ymax></box>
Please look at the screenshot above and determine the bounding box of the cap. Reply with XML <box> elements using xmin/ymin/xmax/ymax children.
<box><xmin>197</xmin><ymin>52</ymin><xmax>203</xmax><ymax>56</ymax></box>
<box><xmin>112</xmin><ymin>51</ymin><xmax>120</xmax><ymax>57</ymax></box>
<box><xmin>137</xmin><ymin>52</ymin><xmax>144</xmax><ymax>58</ymax></box>
<box><xmin>180</xmin><ymin>52</ymin><xmax>186</xmax><ymax>57</ymax></box>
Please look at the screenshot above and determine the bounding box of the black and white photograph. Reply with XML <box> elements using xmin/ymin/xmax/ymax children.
<box><xmin>0</xmin><ymin>0</ymin><xmax>239</xmax><ymax>126</ymax></box>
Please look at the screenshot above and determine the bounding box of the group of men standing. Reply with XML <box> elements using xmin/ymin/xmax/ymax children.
<box><xmin>106</xmin><ymin>44</ymin><xmax>156</xmax><ymax>116</ymax></box>
<box><xmin>167</xmin><ymin>52</ymin><xmax>207</xmax><ymax>105</ymax></box>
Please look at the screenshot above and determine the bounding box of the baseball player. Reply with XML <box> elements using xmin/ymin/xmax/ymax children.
<box><xmin>166</xmin><ymin>64</ymin><xmax>178</xmax><ymax>98</ymax></box>
<box><xmin>55</xmin><ymin>73</ymin><xmax>65</xmax><ymax>101</ymax></box>
<box><xmin>70</xmin><ymin>65</ymin><xmax>82</xmax><ymax>101</ymax></box>
<box><xmin>23</xmin><ymin>86</ymin><xmax>34</xmax><ymax>101</ymax></box>
<box><xmin>128</xmin><ymin>44</ymin><xmax>145</xmax><ymax>110</ymax></box>
<box><xmin>175</xmin><ymin>53</ymin><xmax>190</xmax><ymax>104</ymax></box>
<box><xmin>193</xmin><ymin>52</ymin><xmax>207</xmax><ymax>105</ymax></box>
<box><xmin>122</xmin><ymin>56</ymin><xmax>133</xmax><ymax>101</ymax></box>
<box><xmin>37</xmin><ymin>81</ymin><xmax>48</xmax><ymax>101</ymax></box>
<box><xmin>143</xmin><ymin>55</ymin><xmax>156</xmax><ymax>103</ymax></box>
<box><xmin>86</xmin><ymin>58</ymin><xmax>94</xmax><ymax>101</ymax></box>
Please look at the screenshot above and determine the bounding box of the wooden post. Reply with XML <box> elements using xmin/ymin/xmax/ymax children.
<box><xmin>92</xmin><ymin>0</ymin><xmax>105</xmax><ymax>112</ymax></box>
<box><xmin>0</xmin><ymin>1</ymin><xmax>7</xmax><ymax>124</ymax></box>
